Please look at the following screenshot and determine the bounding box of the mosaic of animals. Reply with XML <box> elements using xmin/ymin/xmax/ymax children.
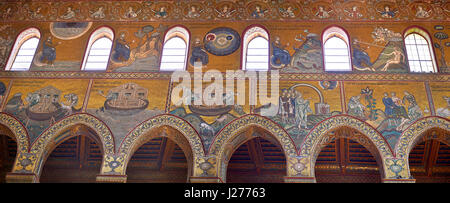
<box><xmin>0</xmin><ymin>78</ymin><xmax>447</xmax><ymax>154</ymax></box>
<box><xmin>0</xmin><ymin>1</ymin><xmax>448</xmax><ymax>183</ymax></box>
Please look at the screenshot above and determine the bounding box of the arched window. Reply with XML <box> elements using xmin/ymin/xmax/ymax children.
<box><xmin>160</xmin><ymin>26</ymin><xmax>189</xmax><ymax>71</ymax></box>
<box><xmin>322</xmin><ymin>26</ymin><xmax>352</xmax><ymax>72</ymax></box>
<box><xmin>5</xmin><ymin>28</ymin><xmax>41</xmax><ymax>71</ymax></box>
<box><xmin>404</xmin><ymin>28</ymin><xmax>437</xmax><ymax>73</ymax></box>
<box><xmin>242</xmin><ymin>26</ymin><xmax>269</xmax><ymax>71</ymax></box>
<box><xmin>81</xmin><ymin>27</ymin><xmax>114</xmax><ymax>71</ymax></box>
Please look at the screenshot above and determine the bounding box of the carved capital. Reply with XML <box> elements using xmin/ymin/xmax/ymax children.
<box><xmin>96</xmin><ymin>174</ymin><xmax>127</xmax><ymax>183</ymax></box>
<box><xmin>284</xmin><ymin>176</ymin><xmax>316</xmax><ymax>183</ymax></box>
<box><xmin>287</xmin><ymin>156</ymin><xmax>312</xmax><ymax>177</ymax></box>
<box><xmin>189</xmin><ymin>176</ymin><xmax>223</xmax><ymax>183</ymax></box>
<box><xmin>384</xmin><ymin>158</ymin><xmax>410</xmax><ymax>179</ymax></box>
<box><xmin>6</xmin><ymin>172</ymin><xmax>38</xmax><ymax>183</ymax></box>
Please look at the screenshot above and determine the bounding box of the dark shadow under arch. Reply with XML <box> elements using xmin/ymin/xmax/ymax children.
<box><xmin>39</xmin><ymin>124</ymin><xmax>104</xmax><ymax>183</ymax></box>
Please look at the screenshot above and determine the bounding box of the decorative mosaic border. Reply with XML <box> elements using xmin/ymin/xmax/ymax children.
<box><xmin>1</xmin><ymin>0</ymin><xmax>449</xmax><ymax>22</ymax></box>
<box><xmin>210</xmin><ymin>114</ymin><xmax>297</xmax><ymax>181</ymax></box>
<box><xmin>29</xmin><ymin>113</ymin><xmax>115</xmax><ymax>155</ymax></box>
<box><xmin>0</xmin><ymin>71</ymin><xmax>448</xmax><ymax>82</ymax></box>
<box><xmin>118</xmin><ymin>114</ymin><xmax>204</xmax><ymax>157</ymax></box>
<box><xmin>210</xmin><ymin>114</ymin><xmax>297</xmax><ymax>157</ymax></box>
<box><xmin>394</xmin><ymin>116</ymin><xmax>450</xmax><ymax>158</ymax></box>
<box><xmin>0</xmin><ymin>112</ymin><xmax>29</xmax><ymax>153</ymax></box>
<box><xmin>300</xmin><ymin>115</ymin><xmax>394</xmax><ymax>159</ymax></box>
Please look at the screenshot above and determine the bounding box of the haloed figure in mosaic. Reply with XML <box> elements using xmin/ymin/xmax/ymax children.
<box><xmin>315</xmin><ymin>6</ymin><xmax>331</xmax><ymax>19</ymax></box>
<box><xmin>271</xmin><ymin>36</ymin><xmax>291</xmax><ymax>68</ymax></box>
<box><xmin>189</xmin><ymin>37</ymin><xmax>209</xmax><ymax>67</ymax></box>
<box><xmin>112</xmin><ymin>33</ymin><xmax>131</xmax><ymax>62</ymax></box>
<box><xmin>380</xmin><ymin>5</ymin><xmax>396</xmax><ymax>19</ymax></box>
<box><xmin>277</xmin><ymin>89</ymin><xmax>312</xmax><ymax>129</ymax></box>
<box><xmin>40</xmin><ymin>36</ymin><xmax>61</xmax><ymax>66</ymax></box>
<box><xmin>294</xmin><ymin>91</ymin><xmax>312</xmax><ymax>130</ymax></box>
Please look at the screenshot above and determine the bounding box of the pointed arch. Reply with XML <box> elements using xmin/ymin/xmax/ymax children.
<box><xmin>160</xmin><ymin>26</ymin><xmax>190</xmax><ymax>71</ymax></box>
<box><xmin>322</xmin><ymin>26</ymin><xmax>352</xmax><ymax>72</ymax></box>
<box><xmin>4</xmin><ymin>27</ymin><xmax>41</xmax><ymax>71</ymax></box>
<box><xmin>27</xmin><ymin>113</ymin><xmax>114</xmax><ymax>175</ymax></box>
<box><xmin>210</xmin><ymin>114</ymin><xmax>296</xmax><ymax>182</ymax></box>
<box><xmin>117</xmin><ymin>114</ymin><xmax>204</xmax><ymax>176</ymax></box>
<box><xmin>301</xmin><ymin>115</ymin><xmax>393</xmax><ymax>179</ymax></box>
<box><xmin>301</xmin><ymin>115</ymin><xmax>393</xmax><ymax>158</ymax></box>
<box><xmin>210</xmin><ymin>114</ymin><xmax>297</xmax><ymax>156</ymax></box>
<box><xmin>403</xmin><ymin>26</ymin><xmax>438</xmax><ymax>73</ymax></box>
<box><xmin>0</xmin><ymin>113</ymin><xmax>29</xmax><ymax>154</ymax></box>
<box><xmin>395</xmin><ymin>116</ymin><xmax>450</xmax><ymax>159</ymax></box>
<box><xmin>242</xmin><ymin>25</ymin><xmax>270</xmax><ymax>71</ymax></box>
<box><xmin>81</xmin><ymin>26</ymin><xmax>114</xmax><ymax>71</ymax></box>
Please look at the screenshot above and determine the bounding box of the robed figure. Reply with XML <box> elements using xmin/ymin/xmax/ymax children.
<box><xmin>112</xmin><ymin>33</ymin><xmax>131</xmax><ymax>62</ymax></box>
<box><xmin>294</xmin><ymin>91</ymin><xmax>312</xmax><ymax>129</ymax></box>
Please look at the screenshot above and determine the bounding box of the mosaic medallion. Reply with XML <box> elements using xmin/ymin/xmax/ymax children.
<box><xmin>50</xmin><ymin>22</ymin><xmax>93</xmax><ymax>40</ymax></box>
<box><xmin>204</xmin><ymin>27</ymin><xmax>240</xmax><ymax>56</ymax></box>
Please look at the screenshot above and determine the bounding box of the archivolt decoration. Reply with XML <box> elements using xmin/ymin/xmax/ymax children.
<box><xmin>210</xmin><ymin>114</ymin><xmax>296</xmax><ymax>182</ymax></box>
<box><xmin>28</xmin><ymin>113</ymin><xmax>115</xmax><ymax>176</ymax></box>
<box><xmin>394</xmin><ymin>116</ymin><xmax>450</xmax><ymax>159</ymax></box>
<box><xmin>10</xmin><ymin>113</ymin><xmax>115</xmax><ymax>175</ymax></box>
<box><xmin>0</xmin><ymin>71</ymin><xmax>448</xmax><ymax>82</ymax></box>
<box><xmin>118</xmin><ymin>114</ymin><xmax>205</xmax><ymax>159</ymax></box>
<box><xmin>29</xmin><ymin>113</ymin><xmax>114</xmax><ymax>155</ymax></box>
<box><xmin>300</xmin><ymin>115</ymin><xmax>394</xmax><ymax>159</ymax></box>
<box><xmin>0</xmin><ymin>112</ymin><xmax>29</xmax><ymax>153</ymax></box>
<box><xmin>209</xmin><ymin>114</ymin><xmax>297</xmax><ymax>157</ymax></box>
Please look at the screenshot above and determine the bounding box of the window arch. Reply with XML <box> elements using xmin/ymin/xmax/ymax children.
<box><xmin>5</xmin><ymin>28</ymin><xmax>41</xmax><ymax>71</ymax></box>
<box><xmin>160</xmin><ymin>26</ymin><xmax>190</xmax><ymax>71</ymax></box>
<box><xmin>81</xmin><ymin>27</ymin><xmax>114</xmax><ymax>71</ymax></box>
<box><xmin>322</xmin><ymin>26</ymin><xmax>352</xmax><ymax>72</ymax></box>
<box><xmin>404</xmin><ymin>27</ymin><xmax>437</xmax><ymax>73</ymax></box>
<box><xmin>242</xmin><ymin>26</ymin><xmax>269</xmax><ymax>71</ymax></box>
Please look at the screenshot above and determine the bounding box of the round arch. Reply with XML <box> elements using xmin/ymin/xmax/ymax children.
<box><xmin>210</xmin><ymin>114</ymin><xmax>296</xmax><ymax>182</ymax></box>
<box><xmin>28</xmin><ymin>113</ymin><xmax>115</xmax><ymax>176</ymax></box>
<box><xmin>117</xmin><ymin>114</ymin><xmax>204</xmax><ymax>179</ymax></box>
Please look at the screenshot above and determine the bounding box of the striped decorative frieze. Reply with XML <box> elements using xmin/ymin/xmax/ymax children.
<box><xmin>0</xmin><ymin>71</ymin><xmax>448</xmax><ymax>82</ymax></box>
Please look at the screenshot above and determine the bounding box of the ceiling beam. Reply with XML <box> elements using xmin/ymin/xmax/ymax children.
<box><xmin>157</xmin><ymin>137</ymin><xmax>177</xmax><ymax>171</ymax></box>
<box><xmin>336</xmin><ymin>128</ymin><xmax>352</xmax><ymax>175</ymax></box>
<box><xmin>78</xmin><ymin>136</ymin><xmax>86</xmax><ymax>169</ymax></box>
<box><xmin>247</xmin><ymin>138</ymin><xmax>265</xmax><ymax>175</ymax></box>
<box><xmin>337</xmin><ymin>138</ymin><xmax>347</xmax><ymax>175</ymax></box>
<box><xmin>425</xmin><ymin>139</ymin><xmax>440</xmax><ymax>177</ymax></box>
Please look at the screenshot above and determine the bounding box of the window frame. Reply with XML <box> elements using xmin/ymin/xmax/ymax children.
<box><xmin>80</xmin><ymin>26</ymin><xmax>114</xmax><ymax>71</ymax></box>
<box><xmin>321</xmin><ymin>26</ymin><xmax>353</xmax><ymax>72</ymax></box>
<box><xmin>403</xmin><ymin>27</ymin><xmax>438</xmax><ymax>73</ymax></box>
<box><xmin>159</xmin><ymin>26</ymin><xmax>190</xmax><ymax>72</ymax></box>
<box><xmin>241</xmin><ymin>25</ymin><xmax>270</xmax><ymax>71</ymax></box>
<box><xmin>4</xmin><ymin>27</ymin><xmax>41</xmax><ymax>71</ymax></box>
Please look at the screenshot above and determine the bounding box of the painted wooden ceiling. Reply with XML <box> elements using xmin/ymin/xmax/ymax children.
<box><xmin>1</xmin><ymin>127</ymin><xmax>449</xmax><ymax>182</ymax></box>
